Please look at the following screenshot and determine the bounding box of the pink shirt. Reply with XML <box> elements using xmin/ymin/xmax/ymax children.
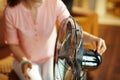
<box><xmin>4</xmin><ymin>0</ymin><xmax>70</xmax><ymax>63</ymax></box>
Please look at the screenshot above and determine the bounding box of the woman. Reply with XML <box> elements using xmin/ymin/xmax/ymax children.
<box><xmin>4</xmin><ymin>0</ymin><xmax>106</xmax><ymax>80</ymax></box>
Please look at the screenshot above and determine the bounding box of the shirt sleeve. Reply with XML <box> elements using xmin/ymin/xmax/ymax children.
<box><xmin>4</xmin><ymin>7</ymin><xmax>19</xmax><ymax>45</ymax></box>
<box><xmin>56</xmin><ymin>0</ymin><xmax>71</xmax><ymax>25</ymax></box>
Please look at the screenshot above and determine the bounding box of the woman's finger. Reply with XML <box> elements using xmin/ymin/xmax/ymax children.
<box><xmin>99</xmin><ymin>40</ymin><xmax>107</xmax><ymax>55</ymax></box>
<box><xmin>21</xmin><ymin>62</ymin><xmax>31</xmax><ymax>80</ymax></box>
<box><xmin>97</xmin><ymin>38</ymin><xmax>106</xmax><ymax>55</ymax></box>
<box><xmin>96</xmin><ymin>38</ymin><xmax>102</xmax><ymax>52</ymax></box>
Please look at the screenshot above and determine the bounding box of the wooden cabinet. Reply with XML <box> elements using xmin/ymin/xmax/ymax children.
<box><xmin>74</xmin><ymin>13</ymin><xmax>98</xmax><ymax>36</ymax></box>
<box><xmin>107</xmin><ymin>0</ymin><xmax>120</xmax><ymax>17</ymax></box>
<box><xmin>0</xmin><ymin>0</ymin><xmax>6</xmax><ymax>47</ymax></box>
<box><xmin>72</xmin><ymin>7</ymin><xmax>99</xmax><ymax>36</ymax></box>
<box><xmin>0</xmin><ymin>0</ymin><xmax>6</xmax><ymax>16</ymax></box>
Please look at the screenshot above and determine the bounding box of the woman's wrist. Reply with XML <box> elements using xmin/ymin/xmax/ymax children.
<box><xmin>20</xmin><ymin>57</ymin><xmax>30</xmax><ymax>67</ymax></box>
<box><xmin>20</xmin><ymin>60</ymin><xmax>29</xmax><ymax>67</ymax></box>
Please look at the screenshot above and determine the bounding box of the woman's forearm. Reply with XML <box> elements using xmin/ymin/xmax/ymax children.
<box><xmin>83</xmin><ymin>31</ymin><xmax>98</xmax><ymax>45</ymax></box>
<box><xmin>9</xmin><ymin>45</ymin><xmax>27</xmax><ymax>62</ymax></box>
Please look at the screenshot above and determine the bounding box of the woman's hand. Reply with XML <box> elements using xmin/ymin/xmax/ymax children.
<box><xmin>20</xmin><ymin>59</ymin><xmax>32</xmax><ymax>80</ymax></box>
<box><xmin>83</xmin><ymin>31</ymin><xmax>107</xmax><ymax>55</ymax></box>
<box><xmin>9</xmin><ymin>45</ymin><xmax>32</xmax><ymax>80</ymax></box>
<box><xmin>90</xmin><ymin>37</ymin><xmax>106</xmax><ymax>55</ymax></box>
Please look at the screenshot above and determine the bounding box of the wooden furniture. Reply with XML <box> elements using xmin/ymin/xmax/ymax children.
<box><xmin>107</xmin><ymin>0</ymin><xmax>120</xmax><ymax>17</ymax></box>
<box><xmin>72</xmin><ymin>6</ymin><xmax>99</xmax><ymax>36</ymax></box>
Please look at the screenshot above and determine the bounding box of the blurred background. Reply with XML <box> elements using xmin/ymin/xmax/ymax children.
<box><xmin>0</xmin><ymin>0</ymin><xmax>120</xmax><ymax>80</ymax></box>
